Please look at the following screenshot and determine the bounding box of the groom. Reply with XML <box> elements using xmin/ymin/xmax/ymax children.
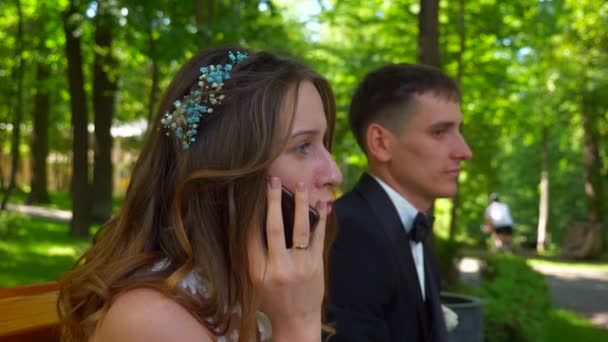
<box><xmin>327</xmin><ymin>63</ymin><xmax>472</xmax><ymax>341</ymax></box>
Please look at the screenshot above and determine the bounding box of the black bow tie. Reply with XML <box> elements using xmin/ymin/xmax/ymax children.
<box><xmin>410</xmin><ymin>212</ymin><xmax>434</xmax><ymax>244</ymax></box>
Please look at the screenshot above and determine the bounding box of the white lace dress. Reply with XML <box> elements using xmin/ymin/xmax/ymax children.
<box><xmin>151</xmin><ymin>260</ymin><xmax>272</xmax><ymax>342</ymax></box>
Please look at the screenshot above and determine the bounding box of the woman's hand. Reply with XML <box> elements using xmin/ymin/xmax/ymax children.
<box><xmin>248</xmin><ymin>177</ymin><xmax>327</xmax><ymax>342</ymax></box>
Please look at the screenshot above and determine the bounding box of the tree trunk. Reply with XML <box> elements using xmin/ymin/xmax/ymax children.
<box><xmin>537</xmin><ymin>123</ymin><xmax>549</xmax><ymax>252</ymax></box>
<box><xmin>195</xmin><ymin>0</ymin><xmax>215</xmax><ymax>47</ymax></box>
<box><xmin>26</xmin><ymin>62</ymin><xmax>51</xmax><ymax>204</ymax></box>
<box><xmin>417</xmin><ymin>0</ymin><xmax>440</xmax><ymax>67</ymax></box>
<box><xmin>581</xmin><ymin>93</ymin><xmax>605</xmax><ymax>251</ymax></box>
<box><xmin>91</xmin><ymin>0</ymin><xmax>117</xmax><ymax>222</ymax></box>
<box><xmin>416</xmin><ymin>0</ymin><xmax>440</xmax><ymax>232</ymax></box>
<box><xmin>0</xmin><ymin>151</ymin><xmax>4</xmax><ymax>191</ymax></box>
<box><xmin>64</xmin><ymin>1</ymin><xmax>91</xmax><ymax>236</ymax></box>
<box><xmin>145</xmin><ymin>8</ymin><xmax>160</xmax><ymax>127</ymax></box>
<box><xmin>1</xmin><ymin>0</ymin><xmax>24</xmax><ymax>210</ymax></box>
<box><xmin>448</xmin><ymin>0</ymin><xmax>465</xmax><ymax>241</ymax></box>
<box><xmin>232</xmin><ymin>0</ymin><xmax>241</xmax><ymax>42</ymax></box>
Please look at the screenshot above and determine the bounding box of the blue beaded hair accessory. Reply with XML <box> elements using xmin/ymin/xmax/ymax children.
<box><xmin>161</xmin><ymin>51</ymin><xmax>249</xmax><ymax>150</ymax></box>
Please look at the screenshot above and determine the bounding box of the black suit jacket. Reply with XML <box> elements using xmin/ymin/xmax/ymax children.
<box><xmin>327</xmin><ymin>173</ymin><xmax>448</xmax><ymax>342</ymax></box>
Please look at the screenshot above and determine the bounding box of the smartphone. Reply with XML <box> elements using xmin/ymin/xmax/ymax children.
<box><xmin>263</xmin><ymin>186</ymin><xmax>321</xmax><ymax>249</ymax></box>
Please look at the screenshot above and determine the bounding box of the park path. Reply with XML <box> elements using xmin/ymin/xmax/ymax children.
<box><xmin>5</xmin><ymin>203</ymin><xmax>71</xmax><ymax>222</ymax></box>
<box><xmin>530</xmin><ymin>262</ymin><xmax>608</xmax><ymax>329</ymax></box>
<box><xmin>458</xmin><ymin>256</ymin><xmax>608</xmax><ymax>330</ymax></box>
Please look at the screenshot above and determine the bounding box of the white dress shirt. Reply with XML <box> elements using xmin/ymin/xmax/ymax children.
<box><xmin>372</xmin><ymin>175</ymin><xmax>426</xmax><ymax>300</ymax></box>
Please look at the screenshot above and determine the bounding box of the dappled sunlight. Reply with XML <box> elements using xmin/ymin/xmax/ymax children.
<box><xmin>528</xmin><ymin>259</ymin><xmax>608</xmax><ymax>279</ymax></box>
<box><xmin>591</xmin><ymin>313</ymin><xmax>608</xmax><ymax>330</ymax></box>
<box><xmin>459</xmin><ymin>257</ymin><xmax>481</xmax><ymax>273</ymax></box>
<box><xmin>38</xmin><ymin>245</ymin><xmax>80</xmax><ymax>257</ymax></box>
<box><xmin>0</xmin><ymin>215</ymin><xmax>90</xmax><ymax>287</ymax></box>
<box><xmin>433</xmin><ymin>198</ymin><xmax>453</xmax><ymax>239</ymax></box>
<box><xmin>543</xmin><ymin>309</ymin><xmax>608</xmax><ymax>341</ymax></box>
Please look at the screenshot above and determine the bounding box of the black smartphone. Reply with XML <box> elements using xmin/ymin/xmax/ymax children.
<box><xmin>264</xmin><ymin>186</ymin><xmax>321</xmax><ymax>249</ymax></box>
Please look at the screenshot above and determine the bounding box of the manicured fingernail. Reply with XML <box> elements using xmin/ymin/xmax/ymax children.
<box><xmin>296</xmin><ymin>182</ymin><xmax>305</xmax><ymax>192</ymax></box>
<box><xmin>270</xmin><ymin>177</ymin><xmax>279</xmax><ymax>189</ymax></box>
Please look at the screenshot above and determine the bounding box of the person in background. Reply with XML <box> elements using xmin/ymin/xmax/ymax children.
<box><xmin>484</xmin><ymin>192</ymin><xmax>514</xmax><ymax>251</ymax></box>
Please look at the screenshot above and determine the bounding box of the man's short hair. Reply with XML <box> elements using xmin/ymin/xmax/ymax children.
<box><xmin>349</xmin><ymin>63</ymin><xmax>461</xmax><ymax>154</ymax></box>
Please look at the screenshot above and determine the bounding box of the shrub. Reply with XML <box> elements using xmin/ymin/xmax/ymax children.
<box><xmin>478</xmin><ymin>254</ymin><xmax>551</xmax><ymax>342</ymax></box>
<box><xmin>434</xmin><ymin>237</ymin><xmax>463</xmax><ymax>290</ymax></box>
<box><xmin>0</xmin><ymin>211</ymin><xmax>29</xmax><ymax>239</ymax></box>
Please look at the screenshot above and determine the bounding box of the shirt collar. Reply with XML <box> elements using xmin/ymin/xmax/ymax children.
<box><xmin>371</xmin><ymin>174</ymin><xmax>418</xmax><ymax>232</ymax></box>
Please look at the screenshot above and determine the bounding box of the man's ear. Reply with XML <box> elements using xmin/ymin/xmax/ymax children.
<box><xmin>365</xmin><ymin>123</ymin><xmax>393</xmax><ymax>163</ymax></box>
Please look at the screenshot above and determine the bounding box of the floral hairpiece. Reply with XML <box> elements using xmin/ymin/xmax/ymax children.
<box><xmin>161</xmin><ymin>51</ymin><xmax>249</xmax><ymax>150</ymax></box>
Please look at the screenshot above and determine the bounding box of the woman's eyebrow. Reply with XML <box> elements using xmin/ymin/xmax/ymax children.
<box><xmin>290</xmin><ymin>129</ymin><xmax>322</xmax><ymax>138</ymax></box>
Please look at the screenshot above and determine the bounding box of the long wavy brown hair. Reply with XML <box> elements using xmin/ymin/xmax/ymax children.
<box><xmin>57</xmin><ymin>46</ymin><xmax>337</xmax><ymax>341</ymax></box>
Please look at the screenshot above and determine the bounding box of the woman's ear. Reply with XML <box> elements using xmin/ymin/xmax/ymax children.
<box><xmin>365</xmin><ymin>123</ymin><xmax>393</xmax><ymax>163</ymax></box>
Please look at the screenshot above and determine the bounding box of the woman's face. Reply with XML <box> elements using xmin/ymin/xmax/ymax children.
<box><xmin>267</xmin><ymin>81</ymin><xmax>343</xmax><ymax>214</ymax></box>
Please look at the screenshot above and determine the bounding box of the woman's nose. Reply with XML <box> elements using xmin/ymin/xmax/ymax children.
<box><xmin>318</xmin><ymin>149</ymin><xmax>343</xmax><ymax>188</ymax></box>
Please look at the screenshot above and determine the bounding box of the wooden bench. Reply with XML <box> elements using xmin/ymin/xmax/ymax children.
<box><xmin>0</xmin><ymin>282</ymin><xmax>61</xmax><ymax>342</ymax></box>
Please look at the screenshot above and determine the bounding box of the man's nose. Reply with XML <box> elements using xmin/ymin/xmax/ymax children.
<box><xmin>453</xmin><ymin>134</ymin><xmax>472</xmax><ymax>160</ymax></box>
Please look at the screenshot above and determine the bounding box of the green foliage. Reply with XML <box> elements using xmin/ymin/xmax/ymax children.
<box><xmin>0</xmin><ymin>0</ymin><xmax>607</xmax><ymax>251</ymax></box>
<box><xmin>434</xmin><ymin>237</ymin><xmax>464</xmax><ymax>289</ymax></box>
<box><xmin>478</xmin><ymin>255</ymin><xmax>551</xmax><ymax>342</ymax></box>
<box><xmin>473</xmin><ymin>255</ymin><xmax>608</xmax><ymax>341</ymax></box>
<box><xmin>10</xmin><ymin>188</ymin><xmax>72</xmax><ymax>211</ymax></box>
<box><xmin>471</xmin><ymin>257</ymin><xmax>608</xmax><ymax>342</ymax></box>
<box><xmin>543</xmin><ymin>309</ymin><xmax>608</xmax><ymax>342</ymax></box>
<box><xmin>0</xmin><ymin>211</ymin><xmax>30</xmax><ymax>239</ymax></box>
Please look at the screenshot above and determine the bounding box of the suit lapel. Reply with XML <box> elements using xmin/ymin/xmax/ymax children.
<box><xmin>353</xmin><ymin>173</ymin><xmax>430</xmax><ymax>338</ymax></box>
<box><xmin>424</xmin><ymin>241</ymin><xmax>448</xmax><ymax>342</ymax></box>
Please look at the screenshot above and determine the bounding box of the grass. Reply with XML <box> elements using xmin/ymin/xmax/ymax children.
<box><xmin>461</xmin><ymin>246</ymin><xmax>608</xmax><ymax>273</ymax></box>
<box><xmin>527</xmin><ymin>257</ymin><xmax>608</xmax><ymax>273</ymax></box>
<box><xmin>543</xmin><ymin>309</ymin><xmax>608</xmax><ymax>341</ymax></box>
<box><xmin>0</xmin><ymin>189</ymin><xmax>119</xmax><ymax>287</ymax></box>
<box><xmin>0</xmin><ymin>212</ymin><xmax>93</xmax><ymax>287</ymax></box>
<box><xmin>10</xmin><ymin>188</ymin><xmax>73</xmax><ymax>211</ymax></box>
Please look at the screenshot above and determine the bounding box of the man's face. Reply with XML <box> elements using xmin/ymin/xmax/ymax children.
<box><xmin>384</xmin><ymin>92</ymin><xmax>472</xmax><ymax>210</ymax></box>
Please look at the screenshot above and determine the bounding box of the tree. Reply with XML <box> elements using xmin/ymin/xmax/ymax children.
<box><xmin>582</xmin><ymin>91</ymin><xmax>604</xmax><ymax>228</ymax></box>
<box><xmin>537</xmin><ymin>114</ymin><xmax>549</xmax><ymax>251</ymax></box>
<box><xmin>91</xmin><ymin>0</ymin><xmax>119</xmax><ymax>222</ymax></box>
<box><xmin>27</xmin><ymin>61</ymin><xmax>51</xmax><ymax>204</ymax></box>
<box><xmin>448</xmin><ymin>0</ymin><xmax>466</xmax><ymax>241</ymax></box>
<box><xmin>416</xmin><ymin>0</ymin><xmax>439</xmax><ymax>225</ymax></box>
<box><xmin>194</xmin><ymin>0</ymin><xmax>215</xmax><ymax>47</ymax></box>
<box><xmin>417</xmin><ymin>0</ymin><xmax>439</xmax><ymax>67</ymax></box>
<box><xmin>64</xmin><ymin>0</ymin><xmax>91</xmax><ymax>236</ymax></box>
<box><xmin>143</xmin><ymin>6</ymin><xmax>160</xmax><ymax>125</ymax></box>
<box><xmin>27</xmin><ymin>1</ymin><xmax>54</xmax><ymax>205</ymax></box>
<box><xmin>1</xmin><ymin>0</ymin><xmax>25</xmax><ymax>210</ymax></box>
<box><xmin>557</xmin><ymin>0</ymin><xmax>607</xmax><ymax>252</ymax></box>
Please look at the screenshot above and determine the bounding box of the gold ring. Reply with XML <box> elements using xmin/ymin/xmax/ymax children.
<box><xmin>294</xmin><ymin>244</ymin><xmax>309</xmax><ymax>250</ymax></box>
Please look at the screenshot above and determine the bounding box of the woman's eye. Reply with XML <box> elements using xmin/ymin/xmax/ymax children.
<box><xmin>432</xmin><ymin>129</ymin><xmax>445</xmax><ymax>137</ymax></box>
<box><xmin>295</xmin><ymin>142</ymin><xmax>312</xmax><ymax>154</ymax></box>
